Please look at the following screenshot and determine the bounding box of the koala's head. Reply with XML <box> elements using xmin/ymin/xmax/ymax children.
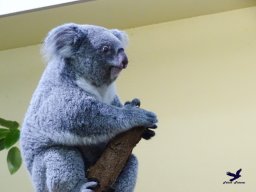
<box><xmin>42</xmin><ymin>23</ymin><xmax>129</xmax><ymax>86</ymax></box>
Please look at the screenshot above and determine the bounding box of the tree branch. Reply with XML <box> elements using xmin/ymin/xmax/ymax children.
<box><xmin>87</xmin><ymin>127</ymin><xmax>145</xmax><ymax>192</ymax></box>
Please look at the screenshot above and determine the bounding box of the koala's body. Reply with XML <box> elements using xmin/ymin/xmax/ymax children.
<box><xmin>21</xmin><ymin>23</ymin><xmax>157</xmax><ymax>192</ymax></box>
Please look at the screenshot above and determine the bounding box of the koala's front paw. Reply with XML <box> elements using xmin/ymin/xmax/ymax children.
<box><xmin>81</xmin><ymin>179</ymin><xmax>99</xmax><ymax>192</ymax></box>
<box><xmin>124</xmin><ymin>98</ymin><xmax>141</xmax><ymax>108</ymax></box>
<box><xmin>130</xmin><ymin>107</ymin><xmax>158</xmax><ymax>129</ymax></box>
<box><xmin>142</xmin><ymin>128</ymin><xmax>156</xmax><ymax>140</ymax></box>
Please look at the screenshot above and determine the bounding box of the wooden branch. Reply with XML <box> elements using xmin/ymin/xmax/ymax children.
<box><xmin>87</xmin><ymin>127</ymin><xmax>145</xmax><ymax>192</ymax></box>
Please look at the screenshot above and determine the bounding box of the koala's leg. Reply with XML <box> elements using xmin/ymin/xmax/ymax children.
<box><xmin>42</xmin><ymin>146</ymin><xmax>97</xmax><ymax>192</ymax></box>
<box><xmin>112</xmin><ymin>154</ymin><xmax>138</xmax><ymax>192</ymax></box>
<box><xmin>31</xmin><ymin>155</ymin><xmax>48</xmax><ymax>192</ymax></box>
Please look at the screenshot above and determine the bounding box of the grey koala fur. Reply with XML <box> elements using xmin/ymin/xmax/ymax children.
<box><xmin>20</xmin><ymin>23</ymin><xmax>158</xmax><ymax>192</ymax></box>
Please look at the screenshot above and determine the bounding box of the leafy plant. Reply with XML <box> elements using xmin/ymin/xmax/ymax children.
<box><xmin>0</xmin><ymin>117</ymin><xmax>22</xmax><ymax>174</ymax></box>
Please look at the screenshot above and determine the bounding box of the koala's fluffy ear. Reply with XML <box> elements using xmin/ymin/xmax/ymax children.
<box><xmin>110</xmin><ymin>29</ymin><xmax>129</xmax><ymax>48</ymax></box>
<box><xmin>42</xmin><ymin>23</ymin><xmax>84</xmax><ymax>61</ymax></box>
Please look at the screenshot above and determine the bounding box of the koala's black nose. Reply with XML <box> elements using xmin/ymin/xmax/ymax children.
<box><xmin>122</xmin><ymin>56</ymin><xmax>128</xmax><ymax>68</ymax></box>
<box><xmin>118</xmin><ymin>48</ymin><xmax>128</xmax><ymax>68</ymax></box>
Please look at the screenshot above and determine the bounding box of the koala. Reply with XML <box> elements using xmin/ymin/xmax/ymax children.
<box><xmin>20</xmin><ymin>23</ymin><xmax>158</xmax><ymax>192</ymax></box>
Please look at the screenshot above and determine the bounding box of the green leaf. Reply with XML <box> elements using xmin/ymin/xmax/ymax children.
<box><xmin>0</xmin><ymin>128</ymin><xmax>10</xmax><ymax>140</ymax></box>
<box><xmin>0</xmin><ymin>139</ymin><xmax>5</xmax><ymax>151</ymax></box>
<box><xmin>7</xmin><ymin>147</ymin><xmax>22</xmax><ymax>174</ymax></box>
<box><xmin>0</xmin><ymin>118</ymin><xmax>19</xmax><ymax>129</ymax></box>
<box><xmin>4</xmin><ymin>128</ymin><xmax>20</xmax><ymax>149</ymax></box>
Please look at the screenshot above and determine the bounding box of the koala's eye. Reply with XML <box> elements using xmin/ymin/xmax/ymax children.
<box><xmin>102</xmin><ymin>45</ymin><xmax>110</xmax><ymax>53</ymax></box>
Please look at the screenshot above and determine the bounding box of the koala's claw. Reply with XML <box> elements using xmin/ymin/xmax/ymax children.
<box><xmin>142</xmin><ymin>129</ymin><xmax>155</xmax><ymax>140</ymax></box>
<box><xmin>81</xmin><ymin>178</ymin><xmax>99</xmax><ymax>192</ymax></box>
<box><xmin>124</xmin><ymin>98</ymin><xmax>141</xmax><ymax>108</ymax></box>
<box><xmin>131</xmin><ymin>98</ymin><xmax>141</xmax><ymax>107</ymax></box>
<box><xmin>87</xmin><ymin>177</ymin><xmax>100</xmax><ymax>184</ymax></box>
<box><xmin>148</xmin><ymin>124</ymin><xmax>157</xmax><ymax>129</ymax></box>
<box><xmin>124</xmin><ymin>101</ymin><xmax>131</xmax><ymax>105</ymax></box>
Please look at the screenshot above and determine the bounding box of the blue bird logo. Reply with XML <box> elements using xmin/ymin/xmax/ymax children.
<box><xmin>226</xmin><ymin>169</ymin><xmax>242</xmax><ymax>182</ymax></box>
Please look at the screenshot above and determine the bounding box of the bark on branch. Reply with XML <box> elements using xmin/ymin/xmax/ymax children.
<box><xmin>87</xmin><ymin>127</ymin><xmax>146</xmax><ymax>192</ymax></box>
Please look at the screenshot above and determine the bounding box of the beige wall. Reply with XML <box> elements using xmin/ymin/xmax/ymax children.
<box><xmin>1</xmin><ymin>6</ymin><xmax>256</xmax><ymax>192</ymax></box>
<box><xmin>0</xmin><ymin>45</ymin><xmax>44</xmax><ymax>191</ymax></box>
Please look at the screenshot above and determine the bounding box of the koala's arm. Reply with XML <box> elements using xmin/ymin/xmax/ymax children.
<box><xmin>36</xmin><ymin>90</ymin><xmax>157</xmax><ymax>145</ymax></box>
